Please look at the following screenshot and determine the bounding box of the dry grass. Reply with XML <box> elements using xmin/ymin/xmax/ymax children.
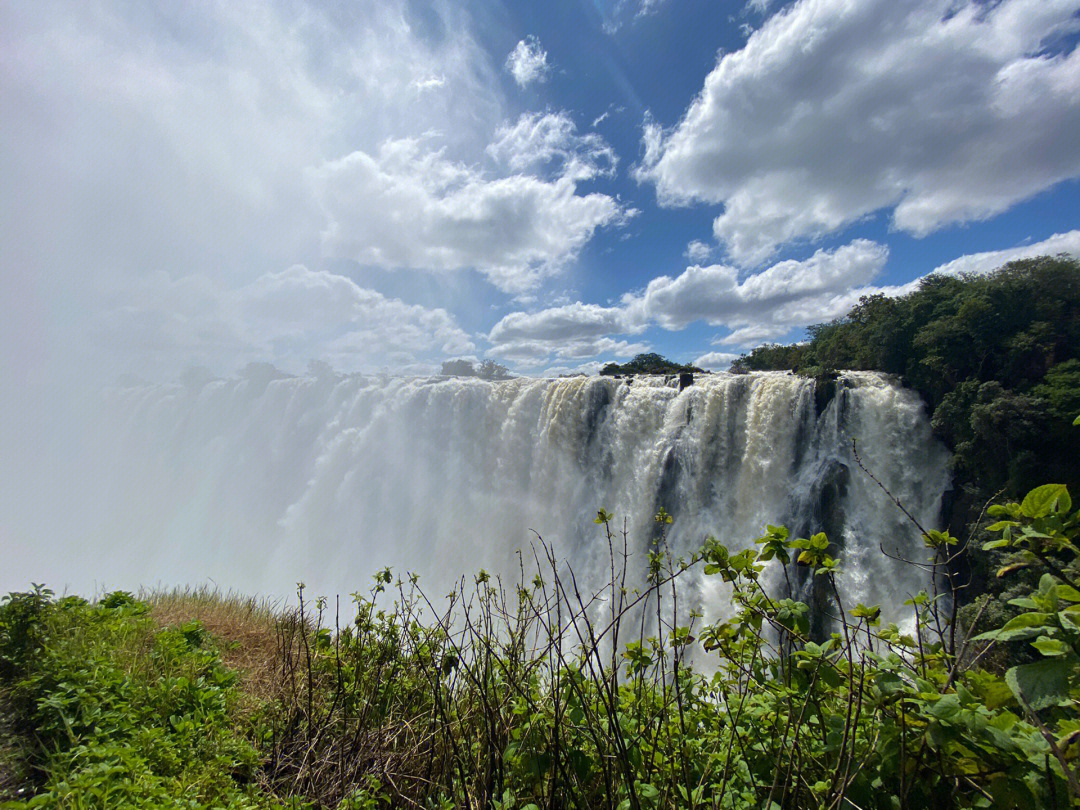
<box><xmin>144</xmin><ymin>586</ymin><xmax>285</xmax><ymax>703</ymax></box>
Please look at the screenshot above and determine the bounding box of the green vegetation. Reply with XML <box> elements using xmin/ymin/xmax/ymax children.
<box><xmin>600</xmin><ymin>353</ymin><xmax>703</xmax><ymax>377</ymax></box>
<box><xmin>4</xmin><ymin>482</ymin><xmax>1080</xmax><ymax>808</ymax></box>
<box><xmin>0</xmin><ymin>589</ymin><xmax>267</xmax><ymax>808</ymax></box>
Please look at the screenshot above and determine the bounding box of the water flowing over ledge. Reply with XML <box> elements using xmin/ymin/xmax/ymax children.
<box><xmin>8</xmin><ymin>371</ymin><xmax>950</xmax><ymax>623</ymax></box>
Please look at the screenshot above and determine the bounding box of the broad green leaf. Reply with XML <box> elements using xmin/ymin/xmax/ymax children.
<box><xmin>1061</xmin><ymin>610</ymin><xmax>1080</xmax><ymax>632</ymax></box>
<box><xmin>1006</xmin><ymin>597</ymin><xmax>1040</xmax><ymax>609</ymax></box>
<box><xmin>972</xmin><ymin>676</ymin><xmax>1014</xmax><ymax>710</ymax></box>
<box><xmin>1020</xmin><ymin>484</ymin><xmax>1071</xmax><ymax>518</ymax></box>
<box><xmin>1055</xmin><ymin>584</ymin><xmax>1080</xmax><ymax>603</ymax></box>
<box><xmin>1030</xmin><ymin>636</ymin><xmax>1070</xmax><ymax>657</ymax></box>
<box><xmin>929</xmin><ymin>693</ymin><xmax>960</xmax><ymax>720</ymax></box>
<box><xmin>1005</xmin><ymin>657</ymin><xmax>1073</xmax><ymax>711</ymax></box>
<box><xmin>1001</xmin><ymin>612</ymin><xmax>1053</xmax><ymax>630</ymax></box>
<box><xmin>875</xmin><ymin>671</ymin><xmax>905</xmax><ymax>696</ymax></box>
<box><xmin>972</xmin><ymin>626</ymin><xmax>1045</xmax><ymax>643</ymax></box>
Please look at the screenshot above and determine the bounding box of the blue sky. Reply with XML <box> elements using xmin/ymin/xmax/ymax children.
<box><xmin>3</xmin><ymin>0</ymin><xmax>1080</xmax><ymax>382</ymax></box>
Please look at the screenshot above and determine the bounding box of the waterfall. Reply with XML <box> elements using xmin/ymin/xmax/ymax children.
<box><xmin>4</xmin><ymin>371</ymin><xmax>950</xmax><ymax>626</ymax></box>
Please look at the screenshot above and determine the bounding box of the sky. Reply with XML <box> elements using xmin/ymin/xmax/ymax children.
<box><xmin>3</xmin><ymin>0</ymin><xmax>1080</xmax><ymax>384</ymax></box>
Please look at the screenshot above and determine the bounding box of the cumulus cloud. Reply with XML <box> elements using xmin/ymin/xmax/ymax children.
<box><xmin>488</xmin><ymin>302</ymin><xmax>641</xmax><ymax>345</ymax></box>
<box><xmin>486</xmin><ymin>229</ymin><xmax>1080</xmax><ymax>368</ymax></box>
<box><xmin>314</xmin><ymin>135</ymin><xmax>632</xmax><ymax>293</ymax></box>
<box><xmin>94</xmin><ymin>266</ymin><xmax>474</xmax><ymax>377</ymax></box>
<box><xmin>694</xmin><ymin>351</ymin><xmax>740</xmax><ymax>370</ymax></box>
<box><xmin>630</xmin><ymin>240</ymin><xmax>888</xmax><ymax>331</ymax></box>
<box><xmin>487</xmin><ymin>112</ymin><xmax>617</xmax><ymax>180</ymax></box>
<box><xmin>685</xmin><ymin>240</ymin><xmax>713</xmax><ymax>262</ymax></box>
<box><xmin>506</xmin><ymin>36</ymin><xmax>551</xmax><ymax>87</ymax></box>
<box><xmin>714</xmin><ymin>325</ymin><xmax>794</xmax><ymax>346</ymax></box>
<box><xmin>637</xmin><ymin>0</ymin><xmax>1080</xmax><ymax>265</ymax></box>
<box><xmin>537</xmin><ymin>361</ymin><xmax>606</xmax><ymax>377</ymax></box>
<box><xmin>931</xmin><ymin>230</ymin><xmax>1080</xmax><ymax>278</ymax></box>
<box><xmin>486</xmin><ymin>303</ymin><xmax>647</xmax><ymax>367</ymax></box>
<box><xmin>487</xmin><ymin>240</ymin><xmax>887</xmax><ymax>363</ymax></box>
<box><xmin>494</xmin><ymin>338</ymin><xmax>649</xmax><ymax>369</ymax></box>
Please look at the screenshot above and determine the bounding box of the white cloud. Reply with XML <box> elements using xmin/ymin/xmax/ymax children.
<box><xmin>1</xmin><ymin>0</ymin><xmax>507</xmax><ymax>384</ymax></box>
<box><xmin>493</xmin><ymin>337</ymin><xmax>648</xmax><ymax>368</ymax></box>
<box><xmin>486</xmin><ymin>302</ymin><xmax>650</xmax><ymax>367</ymax></box>
<box><xmin>637</xmin><ymin>0</ymin><xmax>1080</xmax><ymax>265</ymax></box>
<box><xmin>488</xmin><ymin>302</ymin><xmax>641</xmax><ymax>344</ymax></box>
<box><xmin>506</xmin><ymin>36</ymin><xmax>551</xmax><ymax>88</ymax></box>
<box><xmin>411</xmin><ymin>75</ymin><xmax>447</xmax><ymax>92</ymax></box>
<box><xmin>715</xmin><ymin>324</ymin><xmax>794</xmax><ymax>346</ymax></box>
<box><xmin>537</xmin><ymin>361</ymin><xmax>606</xmax><ymax>377</ymax></box>
<box><xmin>314</xmin><ymin>135</ymin><xmax>632</xmax><ymax>293</ymax></box>
<box><xmin>631</xmin><ymin>240</ymin><xmax>888</xmax><ymax>331</ymax></box>
<box><xmin>602</xmin><ymin>0</ymin><xmax>671</xmax><ymax>33</ymax></box>
<box><xmin>486</xmin><ymin>112</ymin><xmax>617</xmax><ymax>181</ymax></box>
<box><xmin>487</xmin><ymin>230</ymin><xmax>1080</xmax><ymax>367</ymax></box>
<box><xmin>694</xmin><ymin>351</ymin><xmax>740</xmax><ymax>370</ymax></box>
<box><xmin>685</xmin><ymin>240</ymin><xmax>713</xmax><ymax>261</ymax></box>
<box><xmin>487</xmin><ymin>240</ymin><xmax>887</xmax><ymax>363</ymax></box>
<box><xmin>930</xmin><ymin>230</ymin><xmax>1080</xmax><ymax>277</ymax></box>
<box><xmin>93</xmin><ymin>266</ymin><xmax>474</xmax><ymax>377</ymax></box>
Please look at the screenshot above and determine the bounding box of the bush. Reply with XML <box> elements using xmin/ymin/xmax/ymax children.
<box><xmin>4</xmin><ymin>481</ymin><xmax>1080</xmax><ymax>808</ymax></box>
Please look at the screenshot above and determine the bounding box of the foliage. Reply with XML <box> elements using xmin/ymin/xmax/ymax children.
<box><xmin>440</xmin><ymin>359</ymin><xmax>513</xmax><ymax>380</ymax></box>
<box><xmin>0</xmin><ymin>592</ymin><xmax>274</xmax><ymax>808</ymax></box>
<box><xmin>600</xmin><ymin>353</ymin><xmax>704</xmax><ymax>376</ymax></box>
<box><xmin>6</xmin><ymin>482</ymin><xmax>1080</xmax><ymax>808</ymax></box>
<box><xmin>440</xmin><ymin>359</ymin><xmax>478</xmax><ymax>377</ymax></box>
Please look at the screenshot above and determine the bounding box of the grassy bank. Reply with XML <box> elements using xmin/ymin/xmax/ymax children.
<box><xmin>2</xmin><ymin>490</ymin><xmax>1079</xmax><ymax>809</ymax></box>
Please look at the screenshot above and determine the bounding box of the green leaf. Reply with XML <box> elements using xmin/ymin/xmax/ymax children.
<box><xmin>1005</xmin><ymin>657</ymin><xmax>1073</xmax><ymax>711</ymax></box>
<box><xmin>875</xmin><ymin>671</ymin><xmax>905</xmax><ymax>696</ymax></box>
<box><xmin>1030</xmin><ymin>636</ymin><xmax>1070</xmax><ymax>657</ymax></box>
<box><xmin>1020</xmin><ymin>484</ymin><xmax>1071</xmax><ymax>518</ymax></box>
<box><xmin>1055</xmin><ymin>584</ymin><xmax>1080</xmax><ymax>603</ymax></box>
<box><xmin>972</xmin><ymin>626</ymin><xmax>1046</xmax><ymax>643</ymax></box>
<box><xmin>929</xmin><ymin>693</ymin><xmax>960</xmax><ymax>720</ymax></box>
<box><xmin>1001</xmin><ymin>612</ymin><xmax>1053</xmax><ymax>630</ymax></box>
<box><xmin>1060</xmin><ymin>610</ymin><xmax>1080</xmax><ymax>632</ymax></box>
<box><xmin>637</xmin><ymin>783</ymin><xmax>659</xmax><ymax>800</ymax></box>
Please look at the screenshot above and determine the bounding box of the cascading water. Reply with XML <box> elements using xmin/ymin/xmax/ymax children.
<box><xmin>5</xmin><ymin>371</ymin><xmax>950</xmax><ymax>627</ymax></box>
